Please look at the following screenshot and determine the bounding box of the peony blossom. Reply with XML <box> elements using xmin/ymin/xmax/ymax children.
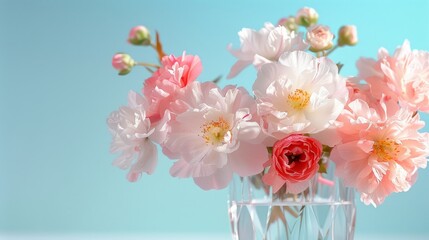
<box><xmin>306</xmin><ymin>25</ymin><xmax>334</xmax><ymax>52</ymax></box>
<box><xmin>107</xmin><ymin>91</ymin><xmax>169</xmax><ymax>182</ymax></box>
<box><xmin>346</xmin><ymin>81</ymin><xmax>399</xmax><ymax>119</ymax></box>
<box><xmin>128</xmin><ymin>25</ymin><xmax>151</xmax><ymax>46</ymax></box>
<box><xmin>112</xmin><ymin>53</ymin><xmax>135</xmax><ymax>75</ymax></box>
<box><xmin>331</xmin><ymin>99</ymin><xmax>429</xmax><ymax>206</ymax></box>
<box><xmin>296</xmin><ymin>7</ymin><xmax>319</xmax><ymax>27</ymax></box>
<box><xmin>143</xmin><ymin>52</ymin><xmax>202</xmax><ymax>122</ymax></box>
<box><xmin>163</xmin><ymin>81</ymin><xmax>267</xmax><ymax>190</ymax></box>
<box><xmin>227</xmin><ymin>23</ymin><xmax>308</xmax><ymax>79</ymax></box>
<box><xmin>253</xmin><ymin>50</ymin><xmax>348</xmax><ymax>139</ymax></box>
<box><xmin>263</xmin><ymin>134</ymin><xmax>322</xmax><ymax>194</ymax></box>
<box><xmin>357</xmin><ymin>40</ymin><xmax>429</xmax><ymax>112</ymax></box>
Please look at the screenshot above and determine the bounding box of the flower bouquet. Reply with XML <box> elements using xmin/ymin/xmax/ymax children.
<box><xmin>108</xmin><ymin>7</ymin><xmax>429</xmax><ymax>240</ymax></box>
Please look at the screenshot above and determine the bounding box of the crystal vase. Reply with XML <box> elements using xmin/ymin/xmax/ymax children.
<box><xmin>228</xmin><ymin>159</ymin><xmax>356</xmax><ymax>240</ymax></box>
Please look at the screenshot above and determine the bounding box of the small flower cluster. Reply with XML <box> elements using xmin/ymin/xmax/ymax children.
<box><xmin>108</xmin><ymin>7</ymin><xmax>429</xmax><ymax>207</ymax></box>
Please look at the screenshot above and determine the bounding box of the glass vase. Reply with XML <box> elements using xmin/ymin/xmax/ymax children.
<box><xmin>228</xmin><ymin>159</ymin><xmax>356</xmax><ymax>240</ymax></box>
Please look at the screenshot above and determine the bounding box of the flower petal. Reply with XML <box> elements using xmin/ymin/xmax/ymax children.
<box><xmin>193</xmin><ymin>166</ymin><xmax>233</xmax><ymax>190</ymax></box>
<box><xmin>228</xmin><ymin>142</ymin><xmax>267</xmax><ymax>176</ymax></box>
<box><xmin>286</xmin><ymin>180</ymin><xmax>311</xmax><ymax>194</ymax></box>
<box><xmin>127</xmin><ymin>140</ymin><xmax>158</xmax><ymax>182</ymax></box>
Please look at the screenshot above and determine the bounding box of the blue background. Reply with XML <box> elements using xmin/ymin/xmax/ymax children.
<box><xmin>1</xmin><ymin>0</ymin><xmax>429</xmax><ymax>236</ymax></box>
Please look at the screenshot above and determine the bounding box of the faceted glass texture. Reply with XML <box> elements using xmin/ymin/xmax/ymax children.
<box><xmin>228</xmin><ymin>160</ymin><xmax>356</xmax><ymax>240</ymax></box>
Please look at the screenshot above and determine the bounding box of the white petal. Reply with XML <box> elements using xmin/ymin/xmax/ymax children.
<box><xmin>278</xmin><ymin>51</ymin><xmax>315</xmax><ymax>73</ymax></box>
<box><xmin>253</xmin><ymin>54</ymin><xmax>272</xmax><ymax>67</ymax></box>
<box><xmin>310</xmin><ymin>126</ymin><xmax>341</xmax><ymax>147</ymax></box>
<box><xmin>112</xmin><ymin>150</ymin><xmax>134</xmax><ymax>169</ymax></box>
<box><xmin>150</xmin><ymin>110</ymin><xmax>171</xmax><ymax>144</ymax></box>
<box><xmin>237</xmin><ymin>121</ymin><xmax>261</xmax><ymax>141</ymax></box>
<box><xmin>126</xmin><ymin>140</ymin><xmax>158</xmax><ymax>182</ymax></box>
<box><xmin>127</xmin><ymin>90</ymin><xmax>148</xmax><ymax>108</ymax></box>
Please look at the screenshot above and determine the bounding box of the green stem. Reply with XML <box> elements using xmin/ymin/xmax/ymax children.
<box><xmin>325</xmin><ymin>45</ymin><xmax>339</xmax><ymax>56</ymax></box>
<box><xmin>135</xmin><ymin>62</ymin><xmax>160</xmax><ymax>69</ymax></box>
<box><xmin>144</xmin><ymin>66</ymin><xmax>154</xmax><ymax>73</ymax></box>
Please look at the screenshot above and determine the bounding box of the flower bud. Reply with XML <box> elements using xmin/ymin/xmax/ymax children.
<box><xmin>338</xmin><ymin>25</ymin><xmax>358</xmax><ymax>46</ymax></box>
<box><xmin>278</xmin><ymin>16</ymin><xmax>298</xmax><ymax>32</ymax></box>
<box><xmin>112</xmin><ymin>53</ymin><xmax>135</xmax><ymax>75</ymax></box>
<box><xmin>306</xmin><ymin>25</ymin><xmax>334</xmax><ymax>52</ymax></box>
<box><xmin>128</xmin><ymin>26</ymin><xmax>151</xmax><ymax>46</ymax></box>
<box><xmin>296</xmin><ymin>7</ymin><xmax>318</xmax><ymax>27</ymax></box>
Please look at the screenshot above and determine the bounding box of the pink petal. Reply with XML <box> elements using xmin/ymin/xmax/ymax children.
<box><xmin>286</xmin><ymin>180</ymin><xmax>311</xmax><ymax>194</ymax></box>
<box><xmin>193</xmin><ymin>166</ymin><xmax>233</xmax><ymax>190</ymax></box>
<box><xmin>262</xmin><ymin>169</ymin><xmax>285</xmax><ymax>193</ymax></box>
<box><xmin>228</xmin><ymin>142</ymin><xmax>267</xmax><ymax>176</ymax></box>
<box><xmin>169</xmin><ymin>150</ymin><xmax>221</xmax><ymax>178</ymax></box>
<box><xmin>333</xmin><ymin>141</ymin><xmax>370</xmax><ymax>162</ymax></box>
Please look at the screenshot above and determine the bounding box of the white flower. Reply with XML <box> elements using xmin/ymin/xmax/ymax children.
<box><xmin>107</xmin><ymin>91</ymin><xmax>169</xmax><ymax>182</ymax></box>
<box><xmin>227</xmin><ymin>23</ymin><xmax>308</xmax><ymax>78</ymax></box>
<box><xmin>163</xmin><ymin>82</ymin><xmax>267</xmax><ymax>190</ymax></box>
<box><xmin>253</xmin><ymin>51</ymin><xmax>348</xmax><ymax>138</ymax></box>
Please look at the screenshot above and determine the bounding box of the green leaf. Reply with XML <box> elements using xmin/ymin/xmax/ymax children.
<box><xmin>300</xmin><ymin>17</ymin><xmax>310</xmax><ymax>27</ymax></box>
<box><xmin>118</xmin><ymin>69</ymin><xmax>131</xmax><ymax>75</ymax></box>
<box><xmin>318</xmin><ymin>158</ymin><xmax>327</xmax><ymax>173</ymax></box>
<box><xmin>211</xmin><ymin>75</ymin><xmax>222</xmax><ymax>84</ymax></box>
<box><xmin>336</xmin><ymin>62</ymin><xmax>344</xmax><ymax>73</ymax></box>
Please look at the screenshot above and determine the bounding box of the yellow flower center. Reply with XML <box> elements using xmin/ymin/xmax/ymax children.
<box><xmin>372</xmin><ymin>139</ymin><xmax>400</xmax><ymax>162</ymax></box>
<box><xmin>201</xmin><ymin>117</ymin><xmax>232</xmax><ymax>145</ymax></box>
<box><xmin>288</xmin><ymin>89</ymin><xmax>310</xmax><ymax>110</ymax></box>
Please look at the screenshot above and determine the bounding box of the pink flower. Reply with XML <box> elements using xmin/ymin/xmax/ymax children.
<box><xmin>346</xmin><ymin>81</ymin><xmax>399</xmax><ymax>119</ymax></box>
<box><xmin>262</xmin><ymin>134</ymin><xmax>322</xmax><ymax>194</ymax></box>
<box><xmin>296</xmin><ymin>7</ymin><xmax>319</xmax><ymax>27</ymax></box>
<box><xmin>143</xmin><ymin>52</ymin><xmax>202</xmax><ymax>122</ymax></box>
<box><xmin>163</xmin><ymin>82</ymin><xmax>267</xmax><ymax>190</ymax></box>
<box><xmin>332</xmin><ymin>99</ymin><xmax>429</xmax><ymax>206</ymax></box>
<box><xmin>128</xmin><ymin>25</ymin><xmax>151</xmax><ymax>46</ymax></box>
<box><xmin>357</xmin><ymin>40</ymin><xmax>429</xmax><ymax>112</ymax></box>
<box><xmin>306</xmin><ymin>25</ymin><xmax>334</xmax><ymax>51</ymax></box>
<box><xmin>112</xmin><ymin>53</ymin><xmax>135</xmax><ymax>75</ymax></box>
<box><xmin>227</xmin><ymin>23</ymin><xmax>308</xmax><ymax>79</ymax></box>
<box><xmin>107</xmin><ymin>91</ymin><xmax>169</xmax><ymax>182</ymax></box>
<box><xmin>338</xmin><ymin>25</ymin><xmax>358</xmax><ymax>46</ymax></box>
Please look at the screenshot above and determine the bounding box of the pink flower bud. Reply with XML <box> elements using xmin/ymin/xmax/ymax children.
<box><xmin>277</xmin><ymin>16</ymin><xmax>298</xmax><ymax>32</ymax></box>
<box><xmin>128</xmin><ymin>26</ymin><xmax>151</xmax><ymax>46</ymax></box>
<box><xmin>296</xmin><ymin>7</ymin><xmax>318</xmax><ymax>27</ymax></box>
<box><xmin>306</xmin><ymin>25</ymin><xmax>334</xmax><ymax>52</ymax></box>
<box><xmin>338</xmin><ymin>25</ymin><xmax>358</xmax><ymax>46</ymax></box>
<box><xmin>112</xmin><ymin>53</ymin><xmax>135</xmax><ymax>75</ymax></box>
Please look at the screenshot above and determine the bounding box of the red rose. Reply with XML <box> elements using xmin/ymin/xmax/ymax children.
<box><xmin>263</xmin><ymin>134</ymin><xmax>322</xmax><ymax>193</ymax></box>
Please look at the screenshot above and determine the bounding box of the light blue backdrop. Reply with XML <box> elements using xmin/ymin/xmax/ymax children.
<box><xmin>1</xmin><ymin>0</ymin><xmax>429</xmax><ymax>236</ymax></box>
